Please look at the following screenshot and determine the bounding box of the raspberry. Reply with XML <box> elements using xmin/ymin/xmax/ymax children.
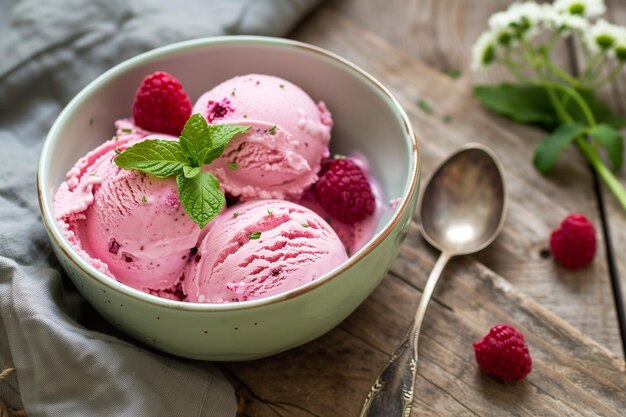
<box><xmin>314</xmin><ymin>158</ymin><xmax>375</xmax><ymax>225</ymax></box>
<box><xmin>132</xmin><ymin>71</ymin><xmax>192</xmax><ymax>135</ymax></box>
<box><xmin>473</xmin><ymin>324</ymin><xmax>532</xmax><ymax>381</ymax></box>
<box><xmin>550</xmin><ymin>213</ymin><xmax>596</xmax><ymax>269</ymax></box>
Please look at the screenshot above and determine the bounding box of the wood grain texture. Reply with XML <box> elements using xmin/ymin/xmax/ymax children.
<box><xmin>294</xmin><ymin>4</ymin><xmax>622</xmax><ymax>355</ymax></box>
<box><xmin>598</xmin><ymin>0</ymin><xmax>626</xmax><ymax>357</ymax></box>
<box><xmin>227</xmin><ymin>5</ymin><xmax>626</xmax><ymax>416</ymax></box>
<box><xmin>228</xmin><ymin>210</ymin><xmax>626</xmax><ymax>417</ymax></box>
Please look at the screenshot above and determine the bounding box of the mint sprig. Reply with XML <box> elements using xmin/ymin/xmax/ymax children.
<box><xmin>115</xmin><ymin>114</ymin><xmax>250</xmax><ymax>228</ymax></box>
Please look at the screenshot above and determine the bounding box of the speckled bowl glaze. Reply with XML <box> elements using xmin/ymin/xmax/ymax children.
<box><xmin>38</xmin><ymin>36</ymin><xmax>420</xmax><ymax>361</ymax></box>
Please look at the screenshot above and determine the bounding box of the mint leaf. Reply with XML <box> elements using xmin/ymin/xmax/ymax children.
<box><xmin>202</xmin><ymin>124</ymin><xmax>250</xmax><ymax>164</ymax></box>
<box><xmin>180</xmin><ymin>114</ymin><xmax>212</xmax><ymax>164</ymax></box>
<box><xmin>474</xmin><ymin>84</ymin><xmax>558</xmax><ymax>129</ymax></box>
<box><xmin>248</xmin><ymin>231</ymin><xmax>261</xmax><ymax>240</ymax></box>
<box><xmin>176</xmin><ymin>171</ymin><xmax>224</xmax><ymax>228</ymax></box>
<box><xmin>590</xmin><ymin>124</ymin><xmax>624</xmax><ymax>171</ymax></box>
<box><xmin>114</xmin><ymin>140</ymin><xmax>189</xmax><ymax>178</ymax></box>
<box><xmin>533</xmin><ymin>122</ymin><xmax>588</xmax><ymax>173</ymax></box>
<box><xmin>183</xmin><ymin>166</ymin><xmax>201</xmax><ymax>178</ymax></box>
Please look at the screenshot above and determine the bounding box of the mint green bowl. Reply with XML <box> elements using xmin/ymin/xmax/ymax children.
<box><xmin>37</xmin><ymin>36</ymin><xmax>420</xmax><ymax>361</ymax></box>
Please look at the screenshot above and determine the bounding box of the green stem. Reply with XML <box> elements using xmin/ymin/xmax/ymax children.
<box><xmin>541</xmin><ymin>31</ymin><xmax>581</xmax><ymax>86</ymax></box>
<box><xmin>543</xmin><ymin>82</ymin><xmax>626</xmax><ymax>213</ymax></box>
<box><xmin>545</xmin><ymin>60</ymin><xmax>580</xmax><ymax>86</ymax></box>
<box><xmin>582</xmin><ymin>54</ymin><xmax>608</xmax><ymax>87</ymax></box>
<box><xmin>545</xmin><ymin>87</ymin><xmax>570</xmax><ymax>121</ymax></box>
<box><xmin>591</xmin><ymin>62</ymin><xmax>625</xmax><ymax>89</ymax></box>
<box><xmin>521</xmin><ymin>37</ymin><xmax>542</xmax><ymax>70</ymax></box>
<box><xmin>503</xmin><ymin>59</ymin><xmax>534</xmax><ymax>83</ymax></box>
<box><xmin>581</xmin><ymin>50</ymin><xmax>603</xmax><ymax>82</ymax></box>
<box><xmin>543</xmin><ymin>81</ymin><xmax>596</xmax><ymax>126</ymax></box>
<box><xmin>546</xmin><ymin>31</ymin><xmax>560</xmax><ymax>56</ymax></box>
<box><xmin>576</xmin><ymin>138</ymin><xmax>626</xmax><ymax>211</ymax></box>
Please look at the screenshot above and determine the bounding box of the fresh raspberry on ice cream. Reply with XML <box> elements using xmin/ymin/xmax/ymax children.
<box><xmin>473</xmin><ymin>324</ymin><xmax>532</xmax><ymax>381</ymax></box>
<box><xmin>314</xmin><ymin>158</ymin><xmax>375</xmax><ymax>225</ymax></box>
<box><xmin>550</xmin><ymin>213</ymin><xmax>596</xmax><ymax>269</ymax></box>
<box><xmin>132</xmin><ymin>71</ymin><xmax>192</xmax><ymax>135</ymax></box>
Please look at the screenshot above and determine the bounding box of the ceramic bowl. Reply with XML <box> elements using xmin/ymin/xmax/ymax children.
<box><xmin>38</xmin><ymin>36</ymin><xmax>420</xmax><ymax>361</ymax></box>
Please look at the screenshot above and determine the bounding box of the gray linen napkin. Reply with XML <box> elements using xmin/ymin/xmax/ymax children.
<box><xmin>0</xmin><ymin>0</ymin><xmax>320</xmax><ymax>415</ymax></box>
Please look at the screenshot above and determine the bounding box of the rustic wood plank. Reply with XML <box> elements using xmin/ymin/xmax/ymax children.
<box><xmin>227</xmin><ymin>221</ymin><xmax>626</xmax><ymax>417</ymax></box>
<box><xmin>596</xmin><ymin>0</ymin><xmax>626</xmax><ymax>358</ymax></box>
<box><xmin>327</xmin><ymin>0</ymin><xmax>573</xmax><ymax>84</ymax></box>
<box><xmin>328</xmin><ymin>0</ymin><xmax>509</xmax><ymax>74</ymax></box>
<box><xmin>290</xmin><ymin>5</ymin><xmax>622</xmax><ymax>355</ymax></box>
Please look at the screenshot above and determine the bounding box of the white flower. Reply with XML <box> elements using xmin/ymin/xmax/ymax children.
<box><xmin>584</xmin><ymin>19</ymin><xmax>626</xmax><ymax>53</ymax></box>
<box><xmin>542</xmin><ymin>5</ymin><xmax>590</xmax><ymax>32</ymax></box>
<box><xmin>553</xmin><ymin>0</ymin><xmax>606</xmax><ymax>19</ymax></box>
<box><xmin>489</xmin><ymin>2</ymin><xmax>545</xmax><ymax>37</ymax></box>
<box><xmin>471</xmin><ymin>30</ymin><xmax>498</xmax><ymax>70</ymax></box>
<box><xmin>607</xmin><ymin>27</ymin><xmax>626</xmax><ymax>61</ymax></box>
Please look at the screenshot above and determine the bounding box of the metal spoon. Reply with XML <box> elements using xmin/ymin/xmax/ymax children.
<box><xmin>360</xmin><ymin>143</ymin><xmax>507</xmax><ymax>417</ymax></box>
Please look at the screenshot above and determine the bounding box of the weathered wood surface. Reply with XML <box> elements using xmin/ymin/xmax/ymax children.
<box><xmin>309</xmin><ymin>1</ymin><xmax>622</xmax><ymax>355</ymax></box>
<box><xmin>229</xmin><ymin>249</ymin><xmax>626</xmax><ymax>416</ymax></box>
<box><xmin>227</xmin><ymin>5</ymin><xmax>626</xmax><ymax>416</ymax></box>
<box><xmin>600</xmin><ymin>0</ymin><xmax>626</xmax><ymax>355</ymax></box>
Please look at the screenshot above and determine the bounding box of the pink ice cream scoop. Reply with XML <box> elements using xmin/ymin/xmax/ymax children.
<box><xmin>184</xmin><ymin>200</ymin><xmax>348</xmax><ymax>303</ymax></box>
<box><xmin>54</xmin><ymin>120</ymin><xmax>201</xmax><ymax>298</ymax></box>
<box><xmin>192</xmin><ymin>74</ymin><xmax>332</xmax><ymax>200</ymax></box>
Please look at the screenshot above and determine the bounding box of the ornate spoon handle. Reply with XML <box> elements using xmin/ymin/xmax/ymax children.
<box><xmin>359</xmin><ymin>252</ymin><xmax>451</xmax><ymax>417</ymax></box>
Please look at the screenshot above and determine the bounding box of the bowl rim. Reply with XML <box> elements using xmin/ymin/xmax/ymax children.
<box><xmin>37</xmin><ymin>35</ymin><xmax>420</xmax><ymax>312</ymax></box>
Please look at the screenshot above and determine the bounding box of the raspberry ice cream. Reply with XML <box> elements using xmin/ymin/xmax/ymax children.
<box><xmin>54</xmin><ymin>71</ymin><xmax>381</xmax><ymax>304</ymax></box>
<box><xmin>193</xmin><ymin>74</ymin><xmax>332</xmax><ymax>200</ymax></box>
<box><xmin>184</xmin><ymin>200</ymin><xmax>348</xmax><ymax>303</ymax></box>
<box><xmin>54</xmin><ymin>120</ymin><xmax>202</xmax><ymax>298</ymax></box>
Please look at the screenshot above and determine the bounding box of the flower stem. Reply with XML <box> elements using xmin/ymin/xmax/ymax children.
<box><xmin>546</xmin><ymin>60</ymin><xmax>580</xmax><ymax>86</ymax></box>
<box><xmin>582</xmin><ymin>53</ymin><xmax>608</xmax><ymax>86</ymax></box>
<box><xmin>503</xmin><ymin>59</ymin><xmax>534</xmax><ymax>83</ymax></box>
<box><xmin>543</xmin><ymin>81</ymin><xmax>596</xmax><ymax>125</ymax></box>
<box><xmin>591</xmin><ymin>62</ymin><xmax>625</xmax><ymax>89</ymax></box>
<box><xmin>543</xmin><ymin>82</ymin><xmax>626</xmax><ymax>212</ymax></box>
<box><xmin>576</xmin><ymin>138</ymin><xmax>626</xmax><ymax>211</ymax></box>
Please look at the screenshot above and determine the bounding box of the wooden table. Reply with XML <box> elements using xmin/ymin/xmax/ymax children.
<box><xmin>226</xmin><ymin>1</ymin><xmax>626</xmax><ymax>415</ymax></box>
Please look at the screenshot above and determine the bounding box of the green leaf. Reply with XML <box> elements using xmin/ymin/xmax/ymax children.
<box><xmin>183</xmin><ymin>166</ymin><xmax>201</xmax><ymax>178</ymax></box>
<box><xmin>179</xmin><ymin>114</ymin><xmax>212</xmax><ymax>164</ymax></box>
<box><xmin>533</xmin><ymin>122</ymin><xmax>588</xmax><ymax>173</ymax></box>
<box><xmin>176</xmin><ymin>171</ymin><xmax>224</xmax><ymax>228</ymax></box>
<box><xmin>202</xmin><ymin>124</ymin><xmax>250</xmax><ymax>164</ymax></box>
<box><xmin>474</xmin><ymin>84</ymin><xmax>558</xmax><ymax>129</ymax></box>
<box><xmin>114</xmin><ymin>140</ymin><xmax>189</xmax><ymax>178</ymax></box>
<box><xmin>573</xmin><ymin>90</ymin><xmax>626</xmax><ymax>130</ymax></box>
<box><xmin>589</xmin><ymin>124</ymin><xmax>624</xmax><ymax>171</ymax></box>
<box><xmin>474</xmin><ymin>84</ymin><xmax>626</xmax><ymax>132</ymax></box>
<box><xmin>248</xmin><ymin>231</ymin><xmax>261</xmax><ymax>240</ymax></box>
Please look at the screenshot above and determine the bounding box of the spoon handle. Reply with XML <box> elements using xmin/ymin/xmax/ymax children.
<box><xmin>359</xmin><ymin>252</ymin><xmax>451</xmax><ymax>417</ymax></box>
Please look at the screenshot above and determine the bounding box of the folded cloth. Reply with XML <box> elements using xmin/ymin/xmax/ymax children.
<box><xmin>0</xmin><ymin>0</ymin><xmax>321</xmax><ymax>415</ymax></box>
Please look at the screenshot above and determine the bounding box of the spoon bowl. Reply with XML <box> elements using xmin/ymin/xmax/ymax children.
<box><xmin>420</xmin><ymin>144</ymin><xmax>507</xmax><ymax>255</ymax></box>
